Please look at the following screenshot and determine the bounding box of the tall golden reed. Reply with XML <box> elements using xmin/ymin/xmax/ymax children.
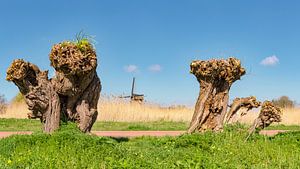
<box><xmin>1</xmin><ymin>97</ymin><xmax>193</xmax><ymax>122</ymax></box>
<box><xmin>97</xmin><ymin>97</ymin><xmax>193</xmax><ymax>122</ymax></box>
<box><xmin>1</xmin><ymin>97</ymin><xmax>300</xmax><ymax>125</ymax></box>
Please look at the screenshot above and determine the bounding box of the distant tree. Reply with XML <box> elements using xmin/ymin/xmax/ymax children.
<box><xmin>0</xmin><ymin>94</ymin><xmax>7</xmax><ymax>114</ymax></box>
<box><xmin>271</xmin><ymin>96</ymin><xmax>295</xmax><ymax>108</ymax></box>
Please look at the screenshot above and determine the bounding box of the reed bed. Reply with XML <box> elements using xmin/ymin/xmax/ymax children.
<box><xmin>0</xmin><ymin>97</ymin><xmax>193</xmax><ymax>122</ymax></box>
<box><xmin>1</xmin><ymin>98</ymin><xmax>300</xmax><ymax>125</ymax></box>
<box><xmin>0</xmin><ymin>102</ymin><xmax>29</xmax><ymax>119</ymax></box>
<box><xmin>239</xmin><ymin>108</ymin><xmax>300</xmax><ymax>125</ymax></box>
<box><xmin>97</xmin><ymin>98</ymin><xmax>193</xmax><ymax>122</ymax></box>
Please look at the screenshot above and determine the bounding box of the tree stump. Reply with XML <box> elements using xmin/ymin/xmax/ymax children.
<box><xmin>188</xmin><ymin>57</ymin><xmax>246</xmax><ymax>133</ymax></box>
<box><xmin>6</xmin><ymin>40</ymin><xmax>101</xmax><ymax>133</ymax></box>
<box><xmin>248</xmin><ymin>101</ymin><xmax>282</xmax><ymax>135</ymax></box>
<box><xmin>225</xmin><ymin>96</ymin><xmax>261</xmax><ymax>124</ymax></box>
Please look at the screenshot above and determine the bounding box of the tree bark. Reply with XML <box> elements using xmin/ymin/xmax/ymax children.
<box><xmin>6</xmin><ymin>60</ymin><xmax>61</xmax><ymax>133</ymax></box>
<box><xmin>248</xmin><ymin>101</ymin><xmax>282</xmax><ymax>135</ymax></box>
<box><xmin>6</xmin><ymin>40</ymin><xmax>101</xmax><ymax>133</ymax></box>
<box><xmin>225</xmin><ymin>96</ymin><xmax>261</xmax><ymax>124</ymax></box>
<box><xmin>188</xmin><ymin>58</ymin><xmax>246</xmax><ymax>133</ymax></box>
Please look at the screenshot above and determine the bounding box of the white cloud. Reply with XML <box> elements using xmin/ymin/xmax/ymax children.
<box><xmin>124</xmin><ymin>65</ymin><xmax>138</xmax><ymax>73</ymax></box>
<box><xmin>49</xmin><ymin>69</ymin><xmax>55</xmax><ymax>78</ymax></box>
<box><xmin>148</xmin><ymin>64</ymin><xmax>162</xmax><ymax>72</ymax></box>
<box><xmin>260</xmin><ymin>55</ymin><xmax>279</xmax><ymax>66</ymax></box>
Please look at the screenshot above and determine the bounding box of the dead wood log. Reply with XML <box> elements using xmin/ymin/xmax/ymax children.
<box><xmin>188</xmin><ymin>57</ymin><xmax>246</xmax><ymax>133</ymax></box>
<box><xmin>225</xmin><ymin>96</ymin><xmax>261</xmax><ymax>124</ymax></box>
<box><xmin>248</xmin><ymin>101</ymin><xmax>282</xmax><ymax>135</ymax></box>
<box><xmin>6</xmin><ymin>40</ymin><xmax>101</xmax><ymax>133</ymax></box>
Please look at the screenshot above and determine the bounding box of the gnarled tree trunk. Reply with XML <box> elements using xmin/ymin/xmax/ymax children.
<box><xmin>248</xmin><ymin>101</ymin><xmax>282</xmax><ymax>135</ymax></box>
<box><xmin>225</xmin><ymin>96</ymin><xmax>261</xmax><ymax>124</ymax></box>
<box><xmin>188</xmin><ymin>58</ymin><xmax>246</xmax><ymax>133</ymax></box>
<box><xmin>6</xmin><ymin>60</ymin><xmax>61</xmax><ymax>133</ymax></box>
<box><xmin>6</xmin><ymin>40</ymin><xmax>101</xmax><ymax>133</ymax></box>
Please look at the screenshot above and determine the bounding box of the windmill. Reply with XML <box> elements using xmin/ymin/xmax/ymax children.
<box><xmin>120</xmin><ymin>77</ymin><xmax>144</xmax><ymax>103</ymax></box>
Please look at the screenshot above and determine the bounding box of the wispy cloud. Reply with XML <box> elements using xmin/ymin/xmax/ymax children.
<box><xmin>124</xmin><ymin>65</ymin><xmax>138</xmax><ymax>73</ymax></box>
<box><xmin>260</xmin><ymin>55</ymin><xmax>279</xmax><ymax>66</ymax></box>
<box><xmin>148</xmin><ymin>64</ymin><xmax>162</xmax><ymax>72</ymax></box>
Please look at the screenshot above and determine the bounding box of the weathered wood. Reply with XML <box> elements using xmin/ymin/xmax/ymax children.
<box><xmin>225</xmin><ymin>96</ymin><xmax>261</xmax><ymax>124</ymax></box>
<box><xmin>6</xmin><ymin>59</ymin><xmax>61</xmax><ymax>133</ymax></box>
<box><xmin>248</xmin><ymin>101</ymin><xmax>282</xmax><ymax>135</ymax></box>
<box><xmin>49</xmin><ymin>41</ymin><xmax>101</xmax><ymax>132</ymax></box>
<box><xmin>6</xmin><ymin>40</ymin><xmax>101</xmax><ymax>133</ymax></box>
<box><xmin>188</xmin><ymin>58</ymin><xmax>246</xmax><ymax>133</ymax></box>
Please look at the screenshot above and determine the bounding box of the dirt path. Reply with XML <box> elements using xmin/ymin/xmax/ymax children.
<box><xmin>0</xmin><ymin>130</ymin><xmax>291</xmax><ymax>139</ymax></box>
<box><xmin>0</xmin><ymin>131</ymin><xmax>33</xmax><ymax>138</ymax></box>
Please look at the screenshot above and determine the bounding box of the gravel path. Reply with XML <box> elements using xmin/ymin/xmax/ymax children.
<box><xmin>0</xmin><ymin>130</ymin><xmax>291</xmax><ymax>139</ymax></box>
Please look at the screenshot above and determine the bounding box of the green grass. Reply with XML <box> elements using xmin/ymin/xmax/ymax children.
<box><xmin>0</xmin><ymin>119</ymin><xmax>41</xmax><ymax>132</ymax></box>
<box><xmin>0</xmin><ymin>118</ymin><xmax>188</xmax><ymax>131</ymax></box>
<box><xmin>1</xmin><ymin>118</ymin><xmax>300</xmax><ymax>132</ymax></box>
<box><xmin>93</xmin><ymin>121</ymin><xmax>188</xmax><ymax>131</ymax></box>
<box><xmin>263</xmin><ymin>124</ymin><xmax>300</xmax><ymax>131</ymax></box>
<box><xmin>0</xmin><ymin>124</ymin><xmax>300</xmax><ymax>168</ymax></box>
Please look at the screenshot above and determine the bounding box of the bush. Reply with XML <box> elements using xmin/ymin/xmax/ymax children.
<box><xmin>0</xmin><ymin>95</ymin><xmax>6</xmax><ymax>114</ymax></box>
<box><xmin>272</xmin><ymin>96</ymin><xmax>295</xmax><ymax>108</ymax></box>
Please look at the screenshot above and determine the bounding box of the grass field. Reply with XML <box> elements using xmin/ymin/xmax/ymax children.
<box><xmin>1</xmin><ymin>124</ymin><xmax>300</xmax><ymax>168</ymax></box>
<box><xmin>0</xmin><ymin>118</ymin><xmax>188</xmax><ymax>132</ymax></box>
<box><xmin>1</xmin><ymin>118</ymin><xmax>300</xmax><ymax>132</ymax></box>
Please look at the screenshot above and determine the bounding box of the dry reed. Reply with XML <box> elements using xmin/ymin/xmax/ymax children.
<box><xmin>1</xmin><ymin>97</ymin><xmax>193</xmax><ymax>122</ymax></box>
<box><xmin>0</xmin><ymin>102</ymin><xmax>29</xmax><ymax>119</ymax></box>
<box><xmin>1</xmin><ymin>98</ymin><xmax>300</xmax><ymax>125</ymax></box>
<box><xmin>97</xmin><ymin>98</ymin><xmax>193</xmax><ymax>122</ymax></box>
<box><xmin>239</xmin><ymin>108</ymin><xmax>300</xmax><ymax>125</ymax></box>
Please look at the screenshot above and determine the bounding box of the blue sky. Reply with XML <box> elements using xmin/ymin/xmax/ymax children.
<box><xmin>1</xmin><ymin>0</ymin><xmax>300</xmax><ymax>105</ymax></box>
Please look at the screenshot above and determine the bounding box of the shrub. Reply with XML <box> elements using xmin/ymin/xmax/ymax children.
<box><xmin>272</xmin><ymin>96</ymin><xmax>295</xmax><ymax>108</ymax></box>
